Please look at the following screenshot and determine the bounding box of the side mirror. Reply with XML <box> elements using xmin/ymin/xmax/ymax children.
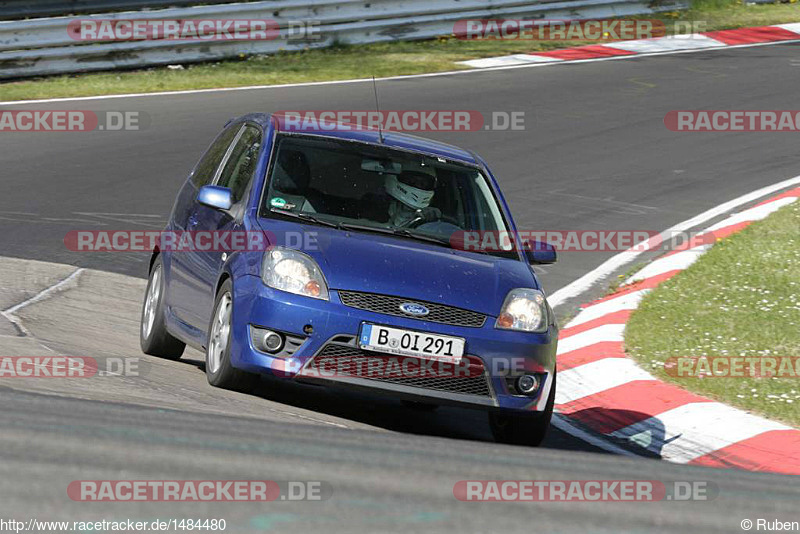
<box><xmin>524</xmin><ymin>240</ymin><xmax>557</xmax><ymax>265</ymax></box>
<box><xmin>197</xmin><ymin>185</ymin><xmax>233</xmax><ymax>211</ymax></box>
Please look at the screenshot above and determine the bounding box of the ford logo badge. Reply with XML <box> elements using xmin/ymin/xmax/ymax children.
<box><xmin>399</xmin><ymin>302</ymin><xmax>429</xmax><ymax>317</ymax></box>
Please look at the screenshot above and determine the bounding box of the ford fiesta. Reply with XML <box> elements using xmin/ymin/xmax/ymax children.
<box><xmin>140</xmin><ymin>113</ymin><xmax>559</xmax><ymax>446</ymax></box>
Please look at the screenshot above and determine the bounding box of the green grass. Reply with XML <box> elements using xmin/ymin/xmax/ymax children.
<box><xmin>626</xmin><ymin>200</ymin><xmax>800</xmax><ymax>426</ymax></box>
<box><xmin>1</xmin><ymin>0</ymin><xmax>798</xmax><ymax>101</ymax></box>
<box><xmin>607</xmin><ymin>261</ymin><xmax>650</xmax><ymax>295</ymax></box>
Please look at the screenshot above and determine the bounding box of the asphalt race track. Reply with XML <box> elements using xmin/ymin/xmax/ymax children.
<box><xmin>1</xmin><ymin>43</ymin><xmax>800</xmax><ymax>532</ymax></box>
<box><xmin>3</xmin><ymin>44</ymin><xmax>800</xmax><ymax>292</ymax></box>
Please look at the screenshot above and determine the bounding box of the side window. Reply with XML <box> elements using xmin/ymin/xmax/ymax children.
<box><xmin>190</xmin><ymin>124</ymin><xmax>241</xmax><ymax>187</ymax></box>
<box><xmin>216</xmin><ymin>125</ymin><xmax>262</xmax><ymax>203</ymax></box>
<box><xmin>470</xmin><ymin>173</ymin><xmax>505</xmax><ymax>234</ymax></box>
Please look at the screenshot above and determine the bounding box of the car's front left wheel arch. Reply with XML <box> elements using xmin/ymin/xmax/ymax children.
<box><xmin>205</xmin><ymin>278</ymin><xmax>258</xmax><ymax>392</ymax></box>
<box><xmin>140</xmin><ymin>254</ymin><xmax>185</xmax><ymax>359</ymax></box>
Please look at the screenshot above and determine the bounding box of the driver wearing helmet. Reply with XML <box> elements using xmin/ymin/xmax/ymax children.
<box><xmin>383</xmin><ymin>170</ymin><xmax>441</xmax><ymax>227</ymax></box>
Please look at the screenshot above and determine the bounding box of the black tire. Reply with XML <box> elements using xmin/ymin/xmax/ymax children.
<box><xmin>489</xmin><ymin>371</ymin><xmax>556</xmax><ymax>447</ymax></box>
<box><xmin>205</xmin><ymin>279</ymin><xmax>258</xmax><ymax>392</ymax></box>
<box><xmin>140</xmin><ymin>256</ymin><xmax>185</xmax><ymax>359</ymax></box>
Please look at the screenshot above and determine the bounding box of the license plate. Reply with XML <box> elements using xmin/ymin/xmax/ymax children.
<box><xmin>359</xmin><ymin>324</ymin><xmax>465</xmax><ymax>363</ymax></box>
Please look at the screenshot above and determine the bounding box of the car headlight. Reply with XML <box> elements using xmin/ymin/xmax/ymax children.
<box><xmin>495</xmin><ymin>288</ymin><xmax>548</xmax><ymax>332</ymax></box>
<box><xmin>261</xmin><ymin>247</ymin><xmax>329</xmax><ymax>300</ymax></box>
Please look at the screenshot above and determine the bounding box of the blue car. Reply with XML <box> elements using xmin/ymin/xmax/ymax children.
<box><xmin>140</xmin><ymin>113</ymin><xmax>559</xmax><ymax>446</ymax></box>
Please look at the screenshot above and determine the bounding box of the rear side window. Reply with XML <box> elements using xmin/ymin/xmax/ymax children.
<box><xmin>190</xmin><ymin>124</ymin><xmax>240</xmax><ymax>187</ymax></box>
<box><xmin>216</xmin><ymin>125</ymin><xmax>262</xmax><ymax>203</ymax></box>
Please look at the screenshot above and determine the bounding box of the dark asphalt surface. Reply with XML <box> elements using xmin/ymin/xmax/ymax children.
<box><xmin>1</xmin><ymin>43</ymin><xmax>800</xmax><ymax>532</ymax></box>
<box><xmin>2</xmin><ymin>386</ymin><xmax>799</xmax><ymax>533</ymax></box>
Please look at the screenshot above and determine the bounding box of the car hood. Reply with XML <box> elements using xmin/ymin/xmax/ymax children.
<box><xmin>258</xmin><ymin>220</ymin><xmax>538</xmax><ymax>316</ymax></box>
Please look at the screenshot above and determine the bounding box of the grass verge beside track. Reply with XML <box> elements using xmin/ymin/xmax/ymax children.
<box><xmin>0</xmin><ymin>0</ymin><xmax>798</xmax><ymax>101</ymax></box>
<box><xmin>626</xmin><ymin>201</ymin><xmax>800</xmax><ymax>426</ymax></box>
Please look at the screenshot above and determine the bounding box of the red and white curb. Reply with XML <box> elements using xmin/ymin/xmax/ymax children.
<box><xmin>459</xmin><ymin>23</ymin><xmax>800</xmax><ymax>68</ymax></box>
<box><xmin>554</xmin><ymin>186</ymin><xmax>800</xmax><ymax>474</ymax></box>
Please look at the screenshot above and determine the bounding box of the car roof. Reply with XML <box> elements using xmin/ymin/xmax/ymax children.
<box><xmin>237</xmin><ymin>112</ymin><xmax>482</xmax><ymax>167</ymax></box>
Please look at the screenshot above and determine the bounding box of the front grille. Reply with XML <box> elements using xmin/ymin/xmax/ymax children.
<box><xmin>305</xmin><ymin>343</ymin><xmax>493</xmax><ymax>397</ymax></box>
<box><xmin>338</xmin><ymin>290</ymin><xmax>486</xmax><ymax>328</ymax></box>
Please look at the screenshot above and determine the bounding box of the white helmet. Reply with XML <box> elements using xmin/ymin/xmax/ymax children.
<box><xmin>386</xmin><ymin>171</ymin><xmax>436</xmax><ymax>210</ymax></box>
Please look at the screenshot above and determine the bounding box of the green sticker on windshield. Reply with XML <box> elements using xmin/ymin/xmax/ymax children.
<box><xmin>270</xmin><ymin>197</ymin><xmax>287</xmax><ymax>209</ymax></box>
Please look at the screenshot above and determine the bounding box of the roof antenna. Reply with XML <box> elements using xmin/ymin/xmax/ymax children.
<box><xmin>372</xmin><ymin>75</ymin><xmax>384</xmax><ymax>143</ymax></box>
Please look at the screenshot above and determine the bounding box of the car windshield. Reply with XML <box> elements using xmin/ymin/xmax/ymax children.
<box><xmin>261</xmin><ymin>134</ymin><xmax>516</xmax><ymax>258</ymax></box>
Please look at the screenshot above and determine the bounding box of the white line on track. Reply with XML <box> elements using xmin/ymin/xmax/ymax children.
<box><xmin>566</xmin><ymin>289</ymin><xmax>649</xmax><ymax>328</ymax></box>
<box><xmin>609</xmin><ymin>402</ymin><xmax>791</xmax><ymax>463</ymax></box>
<box><xmin>625</xmin><ymin>245</ymin><xmax>712</xmax><ymax>284</ymax></box>
<box><xmin>704</xmin><ymin>195</ymin><xmax>798</xmax><ymax>233</ymax></box>
<box><xmin>556</xmin><ymin>323</ymin><xmax>625</xmax><ymax>355</ymax></box>
<box><xmin>1</xmin><ymin>39</ymin><xmax>799</xmax><ymax>106</ymax></box>
<box><xmin>3</xmin><ymin>267</ymin><xmax>83</xmax><ymax>316</ymax></box>
<box><xmin>548</xmin><ymin>174</ymin><xmax>800</xmax><ymax>308</ymax></box>
<box><xmin>552</xmin><ymin>188</ymin><xmax>800</xmax><ymax>463</ymax></box>
<box><xmin>0</xmin><ymin>264</ymin><xmax>351</xmax><ymax>428</ymax></box>
<box><xmin>556</xmin><ymin>357</ymin><xmax>654</xmax><ymax>405</ymax></box>
<box><xmin>1</xmin><ymin>267</ymin><xmax>84</xmax><ymax>336</ymax></box>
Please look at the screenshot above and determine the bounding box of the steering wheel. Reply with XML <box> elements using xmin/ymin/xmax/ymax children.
<box><xmin>401</xmin><ymin>211</ymin><xmax>460</xmax><ymax>229</ymax></box>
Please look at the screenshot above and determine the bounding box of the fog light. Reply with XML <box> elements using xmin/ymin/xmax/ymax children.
<box><xmin>263</xmin><ymin>331</ymin><xmax>283</xmax><ymax>352</ymax></box>
<box><xmin>516</xmin><ymin>374</ymin><xmax>539</xmax><ymax>395</ymax></box>
<box><xmin>252</xmin><ymin>327</ymin><xmax>284</xmax><ymax>353</ymax></box>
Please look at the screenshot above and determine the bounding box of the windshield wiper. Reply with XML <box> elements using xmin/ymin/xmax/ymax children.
<box><xmin>338</xmin><ymin>222</ymin><xmax>452</xmax><ymax>248</ymax></box>
<box><xmin>394</xmin><ymin>229</ymin><xmax>498</xmax><ymax>255</ymax></box>
<box><xmin>391</xmin><ymin>228</ymin><xmax>453</xmax><ymax>247</ymax></box>
<box><xmin>270</xmin><ymin>212</ymin><xmax>480</xmax><ymax>252</ymax></box>
<box><xmin>270</xmin><ymin>208</ymin><xmax>339</xmax><ymax>228</ymax></box>
<box><xmin>337</xmin><ymin>222</ymin><xmax>396</xmax><ymax>236</ymax></box>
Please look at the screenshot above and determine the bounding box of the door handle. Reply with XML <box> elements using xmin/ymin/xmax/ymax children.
<box><xmin>187</xmin><ymin>214</ymin><xmax>199</xmax><ymax>229</ymax></box>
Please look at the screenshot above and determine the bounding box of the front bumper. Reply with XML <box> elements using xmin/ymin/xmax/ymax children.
<box><xmin>230</xmin><ymin>275</ymin><xmax>558</xmax><ymax>413</ymax></box>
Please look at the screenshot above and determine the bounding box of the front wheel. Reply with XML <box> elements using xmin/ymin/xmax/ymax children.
<box><xmin>205</xmin><ymin>279</ymin><xmax>258</xmax><ymax>392</ymax></box>
<box><xmin>489</xmin><ymin>371</ymin><xmax>556</xmax><ymax>447</ymax></box>
<box><xmin>140</xmin><ymin>256</ymin><xmax>185</xmax><ymax>359</ymax></box>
